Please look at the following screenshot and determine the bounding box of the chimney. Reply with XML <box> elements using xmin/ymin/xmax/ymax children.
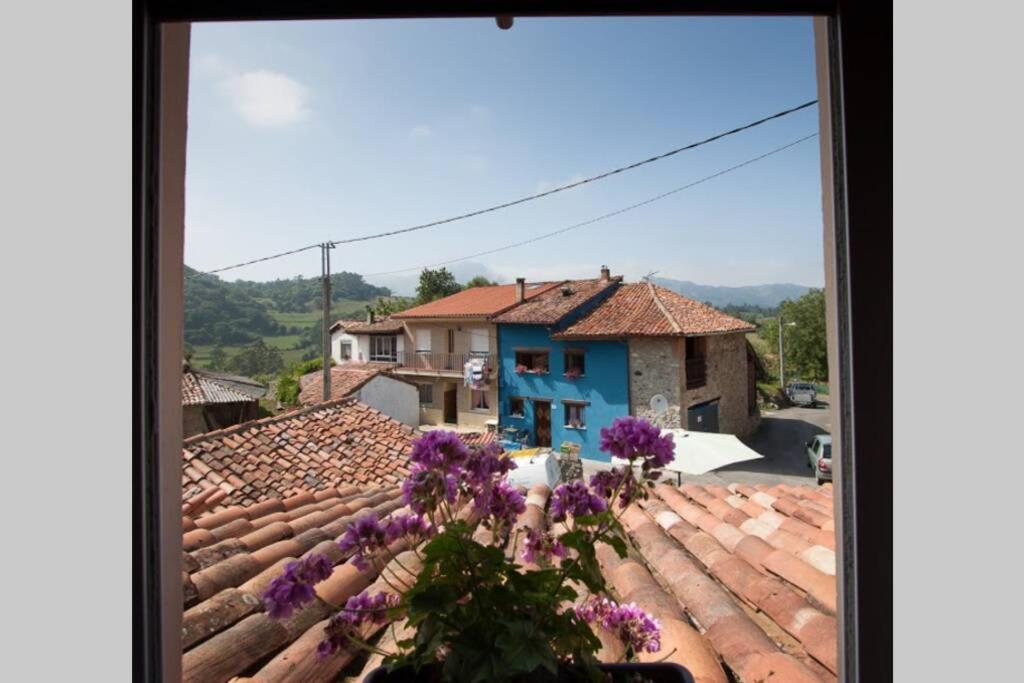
<box><xmin>600</xmin><ymin>265</ymin><xmax>610</xmax><ymax>281</ymax></box>
<box><xmin>515</xmin><ymin>277</ymin><xmax>526</xmax><ymax>302</ymax></box>
<box><xmin>366</xmin><ymin>308</ymin><xmax>375</xmax><ymax>324</ymax></box>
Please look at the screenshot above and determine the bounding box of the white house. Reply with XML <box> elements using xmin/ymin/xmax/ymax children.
<box><xmin>330</xmin><ymin>313</ymin><xmax>405</xmax><ymax>365</ymax></box>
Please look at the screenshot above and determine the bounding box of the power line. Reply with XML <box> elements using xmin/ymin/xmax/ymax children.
<box><xmin>204</xmin><ymin>99</ymin><xmax>817</xmax><ymax>274</ymax></box>
<box><xmin>362</xmin><ymin>133</ymin><xmax>819</xmax><ymax>278</ymax></box>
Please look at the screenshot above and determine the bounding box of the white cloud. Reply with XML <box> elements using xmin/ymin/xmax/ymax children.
<box><xmin>221</xmin><ymin>70</ymin><xmax>310</xmax><ymax>127</ymax></box>
<box><xmin>409</xmin><ymin>124</ymin><xmax>433</xmax><ymax>140</ymax></box>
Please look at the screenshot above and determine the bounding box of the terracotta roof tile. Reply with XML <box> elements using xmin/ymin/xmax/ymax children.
<box><xmin>491</xmin><ymin>277</ymin><xmax>622</xmax><ymax>324</ymax></box>
<box><xmin>182</xmin><ymin>398</ymin><xmax>415</xmax><ymax>508</ymax></box>
<box><xmin>182</xmin><ymin>367</ymin><xmax>266</xmax><ymax>406</ymax></box>
<box><xmin>298</xmin><ymin>366</ymin><xmax>414</xmax><ymax>407</ymax></box>
<box><xmin>555</xmin><ymin>282</ymin><xmax>756</xmax><ymax>338</ymax></box>
<box><xmin>335</xmin><ymin>317</ymin><xmax>405</xmax><ymax>334</ymax></box>
<box><xmin>393</xmin><ymin>282</ymin><xmax>561</xmax><ymax>319</ymax></box>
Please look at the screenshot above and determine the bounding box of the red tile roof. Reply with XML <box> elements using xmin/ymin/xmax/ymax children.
<box><xmin>491</xmin><ymin>277</ymin><xmax>623</xmax><ymax>325</ymax></box>
<box><xmin>393</xmin><ymin>282</ymin><xmax>561</xmax><ymax>319</ymax></box>
<box><xmin>335</xmin><ymin>317</ymin><xmax>405</xmax><ymax>334</ymax></box>
<box><xmin>297</xmin><ymin>366</ymin><xmax>382</xmax><ymax>406</ymax></box>
<box><xmin>181</xmin><ymin>398</ymin><xmax>415</xmax><ymax>509</ymax></box>
<box><xmin>555</xmin><ymin>282</ymin><xmax>756</xmax><ymax>338</ymax></box>
<box><xmin>182</xmin><ymin>364</ymin><xmax>266</xmax><ymax>406</ymax></box>
<box><xmin>179</xmin><ymin>476</ymin><xmax>836</xmax><ymax>683</ymax></box>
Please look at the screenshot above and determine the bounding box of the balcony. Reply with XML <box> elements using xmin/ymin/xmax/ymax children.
<box><xmin>392</xmin><ymin>351</ymin><xmax>495</xmax><ymax>377</ymax></box>
<box><xmin>686</xmin><ymin>357</ymin><xmax>707</xmax><ymax>389</ymax></box>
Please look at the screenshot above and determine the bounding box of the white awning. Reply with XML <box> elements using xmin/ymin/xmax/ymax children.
<box><xmin>613</xmin><ymin>429</ymin><xmax>762</xmax><ymax>476</ymax></box>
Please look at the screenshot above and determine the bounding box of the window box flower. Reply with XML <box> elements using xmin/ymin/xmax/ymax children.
<box><xmin>515</xmin><ymin>364</ymin><xmax>528</xmax><ymax>374</ymax></box>
<box><xmin>563</xmin><ymin>367</ymin><xmax>582</xmax><ymax>380</ymax></box>
<box><xmin>261</xmin><ymin>418</ymin><xmax>687</xmax><ymax>683</ymax></box>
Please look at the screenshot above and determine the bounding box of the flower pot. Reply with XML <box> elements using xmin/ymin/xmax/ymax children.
<box><xmin>363</xmin><ymin>662</ymin><xmax>694</xmax><ymax>683</ymax></box>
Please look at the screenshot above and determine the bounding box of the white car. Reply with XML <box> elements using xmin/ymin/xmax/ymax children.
<box><xmin>787</xmin><ymin>382</ymin><xmax>818</xmax><ymax>407</ymax></box>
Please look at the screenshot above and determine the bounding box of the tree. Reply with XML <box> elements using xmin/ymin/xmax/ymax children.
<box><xmin>229</xmin><ymin>339</ymin><xmax>284</xmax><ymax>377</ymax></box>
<box><xmin>465</xmin><ymin>275</ymin><xmax>498</xmax><ymax>288</ymax></box>
<box><xmin>372</xmin><ymin>296</ymin><xmax>414</xmax><ymax>316</ymax></box>
<box><xmin>209</xmin><ymin>345</ymin><xmax>227</xmax><ymax>371</ymax></box>
<box><xmin>416</xmin><ymin>267</ymin><xmax>462</xmax><ymax>304</ymax></box>
<box><xmin>761</xmin><ymin>289</ymin><xmax>828</xmax><ymax>382</ymax></box>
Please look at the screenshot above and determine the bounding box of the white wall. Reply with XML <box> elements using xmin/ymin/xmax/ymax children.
<box><xmin>357</xmin><ymin>375</ymin><xmax>419</xmax><ymax>426</ymax></box>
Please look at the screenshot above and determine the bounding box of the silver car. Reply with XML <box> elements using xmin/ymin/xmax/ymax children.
<box><xmin>787</xmin><ymin>381</ymin><xmax>818</xmax><ymax>407</ymax></box>
<box><xmin>805</xmin><ymin>434</ymin><xmax>833</xmax><ymax>485</ymax></box>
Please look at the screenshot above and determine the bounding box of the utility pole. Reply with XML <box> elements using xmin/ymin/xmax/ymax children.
<box><xmin>778</xmin><ymin>315</ymin><xmax>785</xmax><ymax>389</ymax></box>
<box><xmin>321</xmin><ymin>242</ymin><xmax>335</xmax><ymax>402</ymax></box>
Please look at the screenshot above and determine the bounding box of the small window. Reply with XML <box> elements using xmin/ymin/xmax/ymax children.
<box><xmin>471</xmin><ymin>389</ymin><xmax>490</xmax><ymax>411</ymax></box>
<box><xmin>514</xmin><ymin>350</ymin><xmax>549</xmax><ymax>374</ymax></box>
<box><xmin>564</xmin><ymin>350</ymin><xmax>585</xmax><ymax>377</ymax></box>
<box><xmin>509</xmin><ymin>397</ymin><xmax>525</xmax><ymax>418</ymax></box>
<box><xmin>686</xmin><ymin>336</ymin><xmax>707</xmax><ymax>359</ymax></box>
<box><xmin>339</xmin><ymin>342</ymin><xmax>352</xmax><ymax>361</ymax></box>
<box><xmin>564</xmin><ymin>402</ymin><xmax>586</xmax><ymax>429</ymax></box>
<box><xmin>417</xmin><ymin>383</ymin><xmax>433</xmax><ymax>405</ymax></box>
<box><xmin>370</xmin><ymin>335</ymin><xmax>397</xmax><ymax>361</ymax></box>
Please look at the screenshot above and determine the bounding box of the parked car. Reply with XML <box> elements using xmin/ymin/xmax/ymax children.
<box><xmin>787</xmin><ymin>381</ymin><xmax>818</xmax><ymax>406</ymax></box>
<box><xmin>805</xmin><ymin>434</ymin><xmax>832</xmax><ymax>485</ymax></box>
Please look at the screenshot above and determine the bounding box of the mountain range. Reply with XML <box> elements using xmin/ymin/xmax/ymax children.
<box><xmin>650</xmin><ymin>278</ymin><xmax>813</xmax><ymax>308</ymax></box>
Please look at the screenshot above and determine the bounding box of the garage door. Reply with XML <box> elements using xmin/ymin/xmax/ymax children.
<box><xmin>687</xmin><ymin>399</ymin><xmax>720</xmax><ymax>433</ymax></box>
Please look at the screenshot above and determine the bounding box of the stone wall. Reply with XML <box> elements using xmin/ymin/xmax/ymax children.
<box><xmin>629</xmin><ymin>334</ymin><xmax>759</xmax><ymax>437</ymax></box>
<box><xmin>683</xmin><ymin>332</ymin><xmax>759</xmax><ymax>437</ymax></box>
<box><xmin>629</xmin><ymin>338</ymin><xmax>684</xmax><ymax>428</ymax></box>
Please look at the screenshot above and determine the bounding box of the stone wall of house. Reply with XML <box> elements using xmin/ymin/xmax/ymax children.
<box><xmin>628</xmin><ymin>338</ymin><xmax>684</xmax><ymax>429</ymax></box>
<box><xmin>629</xmin><ymin>334</ymin><xmax>759</xmax><ymax>437</ymax></box>
<box><xmin>683</xmin><ymin>332</ymin><xmax>760</xmax><ymax>437</ymax></box>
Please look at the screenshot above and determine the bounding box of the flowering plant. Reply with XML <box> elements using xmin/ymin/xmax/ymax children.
<box><xmin>262</xmin><ymin>417</ymin><xmax>674</xmax><ymax>682</ymax></box>
<box><xmin>514</xmin><ymin>364</ymin><xmax>528</xmax><ymax>374</ymax></box>
<box><xmin>563</xmin><ymin>367</ymin><xmax>582</xmax><ymax>379</ymax></box>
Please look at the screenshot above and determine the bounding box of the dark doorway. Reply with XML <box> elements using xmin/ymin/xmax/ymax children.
<box><xmin>687</xmin><ymin>398</ymin><xmax>720</xmax><ymax>433</ymax></box>
<box><xmin>534</xmin><ymin>400</ymin><xmax>552</xmax><ymax>447</ymax></box>
<box><xmin>443</xmin><ymin>386</ymin><xmax>457</xmax><ymax>424</ymax></box>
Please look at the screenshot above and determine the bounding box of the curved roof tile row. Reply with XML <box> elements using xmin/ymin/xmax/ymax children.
<box><xmin>180</xmin><ymin>478</ymin><xmax>837</xmax><ymax>683</ymax></box>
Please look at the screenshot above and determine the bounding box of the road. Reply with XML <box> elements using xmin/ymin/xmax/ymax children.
<box><xmin>581</xmin><ymin>402</ymin><xmax>833</xmax><ymax>488</ymax></box>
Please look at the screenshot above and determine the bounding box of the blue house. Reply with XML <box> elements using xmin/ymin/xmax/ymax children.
<box><xmin>492</xmin><ymin>270</ymin><xmax>627</xmax><ymax>461</ymax></box>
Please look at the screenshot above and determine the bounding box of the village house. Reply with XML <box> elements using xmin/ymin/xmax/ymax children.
<box><xmin>329</xmin><ymin>312</ymin><xmax>405</xmax><ymax>366</ymax></box>
<box><xmin>491</xmin><ymin>267</ymin><xmax>625</xmax><ymax>457</ymax></box>
<box><xmin>390</xmin><ymin>281</ymin><xmax>560</xmax><ymax>429</ymax></box>
<box><xmin>554</xmin><ymin>281</ymin><xmax>760</xmax><ymax>438</ymax></box>
<box><xmin>297</xmin><ymin>364</ymin><xmax>419</xmax><ymax>426</ymax></box>
<box><xmin>181</xmin><ymin>359</ymin><xmax>267</xmax><ymax>438</ymax></box>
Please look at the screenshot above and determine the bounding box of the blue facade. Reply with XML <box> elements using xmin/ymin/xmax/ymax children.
<box><xmin>496</xmin><ymin>324</ymin><xmax>629</xmax><ymax>462</ymax></box>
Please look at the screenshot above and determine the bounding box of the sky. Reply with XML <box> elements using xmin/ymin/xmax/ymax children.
<box><xmin>185</xmin><ymin>17</ymin><xmax>823</xmax><ymax>296</ymax></box>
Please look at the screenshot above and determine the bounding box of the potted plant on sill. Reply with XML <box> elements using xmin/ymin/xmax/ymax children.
<box><xmin>563</xmin><ymin>367</ymin><xmax>582</xmax><ymax>380</ymax></box>
<box><xmin>515</xmin><ymin>364</ymin><xmax>528</xmax><ymax>375</ymax></box>
<box><xmin>261</xmin><ymin>419</ymin><xmax>692</xmax><ymax>683</ymax></box>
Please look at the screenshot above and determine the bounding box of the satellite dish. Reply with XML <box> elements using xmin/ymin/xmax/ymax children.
<box><xmin>649</xmin><ymin>394</ymin><xmax>669</xmax><ymax>414</ymax></box>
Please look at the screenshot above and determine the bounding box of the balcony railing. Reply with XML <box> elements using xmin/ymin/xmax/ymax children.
<box><xmin>393</xmin><ymin>351</ymin><xmax>495</xmax><ymax>374</ymax></box>
<box><xmin>686</xmin><ymin>357</ymin><xmax>707</xmax><ymax>389</ymax></box>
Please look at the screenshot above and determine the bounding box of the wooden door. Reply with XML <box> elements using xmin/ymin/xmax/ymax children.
<box><xmin>443</xmin><ymin>388</ymin><xmax>457</xmax><ymax>424</ymax></box>
<box><xmin>534</xmin><ymin>401</ymin><xmax>552</xmax><ymax>447</ymax></box>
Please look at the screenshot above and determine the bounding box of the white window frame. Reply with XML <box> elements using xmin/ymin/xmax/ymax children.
<box><xmin>370</xmin><ymin>335</ymin><xmax>397</xmax><ymax>361</ymax></box>
<box><xmin>470</xmin><ymin>388</ymin><xmax>490</xmax><ymax>411</ymax></box>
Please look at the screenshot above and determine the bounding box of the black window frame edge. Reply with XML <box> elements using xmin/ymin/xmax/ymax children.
<box><xmin>135</xmin><ymin>3</ymin><xmax>891</xmax><ymax>682</ymax></box>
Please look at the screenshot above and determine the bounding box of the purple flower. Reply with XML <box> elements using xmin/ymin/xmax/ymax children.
<box><xmin>401</xmin><ymin>464</ymin><xmax>459</xmax><ymax>515</ymax></box>
<box><xmin>317</xmin><ymin>590</ymin><xmax>400</xmax><ymax>659</ymax></box>
<box><xmin>521</xmin><ymin>527</ymin><xmax>567</xmax><ymax>566</ymax></box>
<box><xmin>409</xmin><ymin>430</ymin><xmax>470</xmax><ymax>473</ymax></box>
<box><xmin>337</xmin><ymin>513</ymin><xmax>390</xmax><ymax>571</ymax></box>
<box><xmin>475</xmin><ymin>479</ymin><xmax>525</xmax><ymax>526</ymax></box>
<box><xmin>590</xmin><ymin>467</ymin><xmax>645</xmax><ymax>509</ymax></box>
<box><xmin>382</xmin><ymin>512</ymin><xmax>435</xmax><ymax>544</ymax></box>
<box><xmin>262</xmin><ymin>553</ymin><xmax>334</xmax><ymax>619</ymax></box>
<box><xmin>576</xmin><ymin>597</ymin><xmax>661</xmax><ymax>654</ymax></box>
<box><xmin>599</xmin><ymin>417</ymin><xmax>675</xmax><ymax>470</ymax></box>
<box><xmin>550</xmin><ymin>481</ymin><xmax>608</xmax><ymax>522</ymax></box>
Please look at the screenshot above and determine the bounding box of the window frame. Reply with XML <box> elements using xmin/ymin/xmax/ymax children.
<box><xmin>563</xmin><ymin>400</ymin><xmax>588</xmax><ymax>429</ymax></box>
<box><xmin>563</xmin><ymin>349</ymin><xmax>586</xmax><ymax>377</ymax></box>
<box><xmin>514</xmin><ymin>348</ymin><xmax>550</xmax><ymax>374</ymax></box>
<box><xmin>369</xmin><ymin>334</ymin><xmax>397</xmax><ymax>361</ymax></box>
<box><xmin>136</xmin><ymin>7</ymin><xmax>892</xmax><ymax>681</ymax></box>
<box><xmin>417</xmin><ymin>382</ymin><xmax>433</xmax><ymax>406</ymax></box>
<box><xmin>339</xmin><ymin>341</ymin><xmax>352</xmax><ymax>361</ymax></box>
<box><xmin>470</xmin><ymin>388</ymin><xmax>490</xmax><ymax>411</ymax></box>
<box><xmin>508</xmin><ymin>396</ymin><xmax>525</xmax><ymax>418</ymax></box>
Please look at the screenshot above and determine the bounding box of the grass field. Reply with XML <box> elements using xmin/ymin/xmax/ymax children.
<box><xmin>188</xmin><ymin>299</ymin><xmax>372</xmax><ymax>371</ymax></box>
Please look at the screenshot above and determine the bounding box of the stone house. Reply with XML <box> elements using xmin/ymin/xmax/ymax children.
<box><xmin>555</xmin><ymin>281</ymin><xmax>760</xmax><ymax>438</ymax></box>
<box><xmin>181</xmin><ymin>360</ymin><xmax>266</xmax><ymax>438</ymax></box>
